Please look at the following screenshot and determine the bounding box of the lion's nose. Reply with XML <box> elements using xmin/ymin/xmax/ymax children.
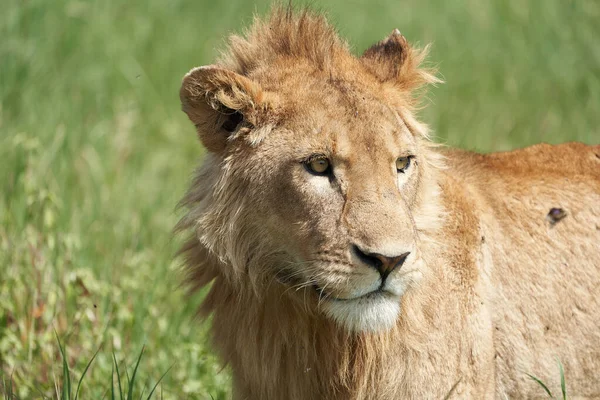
<box><xmin>352</xmin><ymin>245</ymin><xmax>410</xmax><ymax>280</ymax></box>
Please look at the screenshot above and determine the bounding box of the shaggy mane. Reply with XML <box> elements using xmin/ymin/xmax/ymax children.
<box><xmin>220</xmin><ymin>7</ymin><xmax>350</xmax><ymax>75</ymax></box>
<box><xmin>217</xmin><ymin>6</ymin><xmax>439</xmax><ymax>115</ymax></box>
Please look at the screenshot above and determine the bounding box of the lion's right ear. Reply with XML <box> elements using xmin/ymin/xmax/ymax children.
<box><xmin>180</xmin><ymin>66</ymin><xmax>263</xmax><ymax>153</ymax></box>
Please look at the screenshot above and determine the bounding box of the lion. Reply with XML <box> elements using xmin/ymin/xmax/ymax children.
<box><xmin>176</xmin><ymin>7</ymin><xmax>600</xmax><ymax>399</ymax></box>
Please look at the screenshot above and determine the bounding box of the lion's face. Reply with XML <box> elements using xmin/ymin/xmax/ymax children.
<box><xmin>180</xmin><ymin>30</ymin><xmax>440</xmax><ymax>332</ymax></box>
<box><xmin>249</xmin><ymin>90</ymin><xmax>428</xmax><ymax>332</ymax></box>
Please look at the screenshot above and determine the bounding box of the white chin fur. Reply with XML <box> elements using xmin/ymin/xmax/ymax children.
<box><xmin>322</xmin><ymin>293</ymin><xmax>401</xmax><ymax>332</ymax></box>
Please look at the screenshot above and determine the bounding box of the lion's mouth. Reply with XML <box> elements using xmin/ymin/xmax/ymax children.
<box><xmin>313</xmin><ymin>284</ymin><xmax>392</xmax><ymax>302</ymax></box>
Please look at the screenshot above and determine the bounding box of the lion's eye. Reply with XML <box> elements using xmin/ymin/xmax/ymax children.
<box><xmin>396</xmin><ymin>156</ymin><xmax>412</xmax><ymax>173</ymax></box>
<box><xmin>305</xmin><ymin>157</ymin><xmax>331</xmax><ymax>175</ymax></box>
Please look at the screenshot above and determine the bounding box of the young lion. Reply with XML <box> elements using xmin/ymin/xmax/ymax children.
<box><xmin>176</xmin><ymin>8</ymin><xmax>600</xmax><ymax>399</ymax></box>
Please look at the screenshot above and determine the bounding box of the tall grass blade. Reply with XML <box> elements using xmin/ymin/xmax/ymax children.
<box><xmin>526</xmin><ymin>373</ymin><xmax>553</xmax><ymax>398</ymax></box>
<box><xmin>127</xmin><ymin>346</ymin><xmax>145</xmax><ymax>400</ymax></box>
<box><xmin>9</xmin><ymin>373</ymin><xmax>14</xmax><ymax>400</ymax></box>
<box><xmin>55</xmin><ymin>331</ymin><xmax>71</xmax><ymax>400</ymax></box>
<box><xmin>74</xmin><ymin>346</ymin><xmax>101</xmax><ymax>400</ymax></box>
<box><xmin>146</xmin><ymin>365</ymin><xmax>173</xmax><ymax>400</ymax></box>
<box><xmin>557</xmin><ymin>358</ymin><xmax>567</xmax><ymax>400</ymax></box>
<box><xmin>113</xmin><ymin>352</ymin><xmax>124</xmax><ymax>400</ymax></box>
<box><xmin>111</xmin><ymin>360</ymin><xmax>116</xmax><ymax>400</ymax></box>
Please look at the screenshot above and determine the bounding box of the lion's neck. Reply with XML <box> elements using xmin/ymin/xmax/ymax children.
<box><xmin>200</xmin><ymin>263</ymin><xmax>443</xmax><ymax>399</ymax></box>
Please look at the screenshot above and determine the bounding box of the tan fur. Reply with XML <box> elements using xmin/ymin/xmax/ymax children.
<box><xmin>176</xmin><ymin>7</ymin><xmax>600</xmax><ymax>399</ymax></box>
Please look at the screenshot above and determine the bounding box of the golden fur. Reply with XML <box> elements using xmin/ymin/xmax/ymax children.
<box><xmin>176</xmin><ymin>7</ymin><xmax>600</xmax><ymax>399</ymax></box>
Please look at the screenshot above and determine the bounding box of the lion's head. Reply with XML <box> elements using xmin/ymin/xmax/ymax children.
<box><xmin>178</xmin><ymin>9</ymin><xmax>443</xmax><ymax>333</ymax></box>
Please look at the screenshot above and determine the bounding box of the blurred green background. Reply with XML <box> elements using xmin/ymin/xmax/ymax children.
<box><xmin>1</xmin><ymin>0</ymin><xmax>598</xmax><ymax>398</ymax></box>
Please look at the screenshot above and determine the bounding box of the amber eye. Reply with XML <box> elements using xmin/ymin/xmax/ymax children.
<box><xmin>396</xmin><ymin>156</ymin><xmax>412</xmax><ymax>173</ymax></box>
<box><xmin>305</xmin><ymin>157</ymin><xmax>331</xmax><ymax>175</ymax></box>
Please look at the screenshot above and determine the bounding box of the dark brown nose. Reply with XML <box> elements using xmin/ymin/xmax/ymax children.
<box><xmin>353</xmin><ymin>245</ymin><xmax>410</xmax><ymax>280</ymax></box>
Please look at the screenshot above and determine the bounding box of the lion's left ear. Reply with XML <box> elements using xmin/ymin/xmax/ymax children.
<box><xmin>361</xmin><ymin>29</ymin><xmax>440</xmax><ymax>93</ymax></box>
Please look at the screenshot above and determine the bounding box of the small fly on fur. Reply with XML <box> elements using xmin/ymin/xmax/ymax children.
<box><xmin>546</xmin><ymin>207</ymin><xmax>567</xmax><ymax>225</ymax></box>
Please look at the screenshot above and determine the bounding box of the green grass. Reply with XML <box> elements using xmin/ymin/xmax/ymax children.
<box><xmin>45</xmin><ymin>334</ymin><xmax>169</xmax><ymax>400</ymax></box>
<box><xmin>526</xmin><ymin>359</ymin><xmax>568</xmax><ymax>399</ymax></box>
<box><xmin>1</xmin><ymin>0</ymin><xmax>598</xmax><ymax>398</ymax></box>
